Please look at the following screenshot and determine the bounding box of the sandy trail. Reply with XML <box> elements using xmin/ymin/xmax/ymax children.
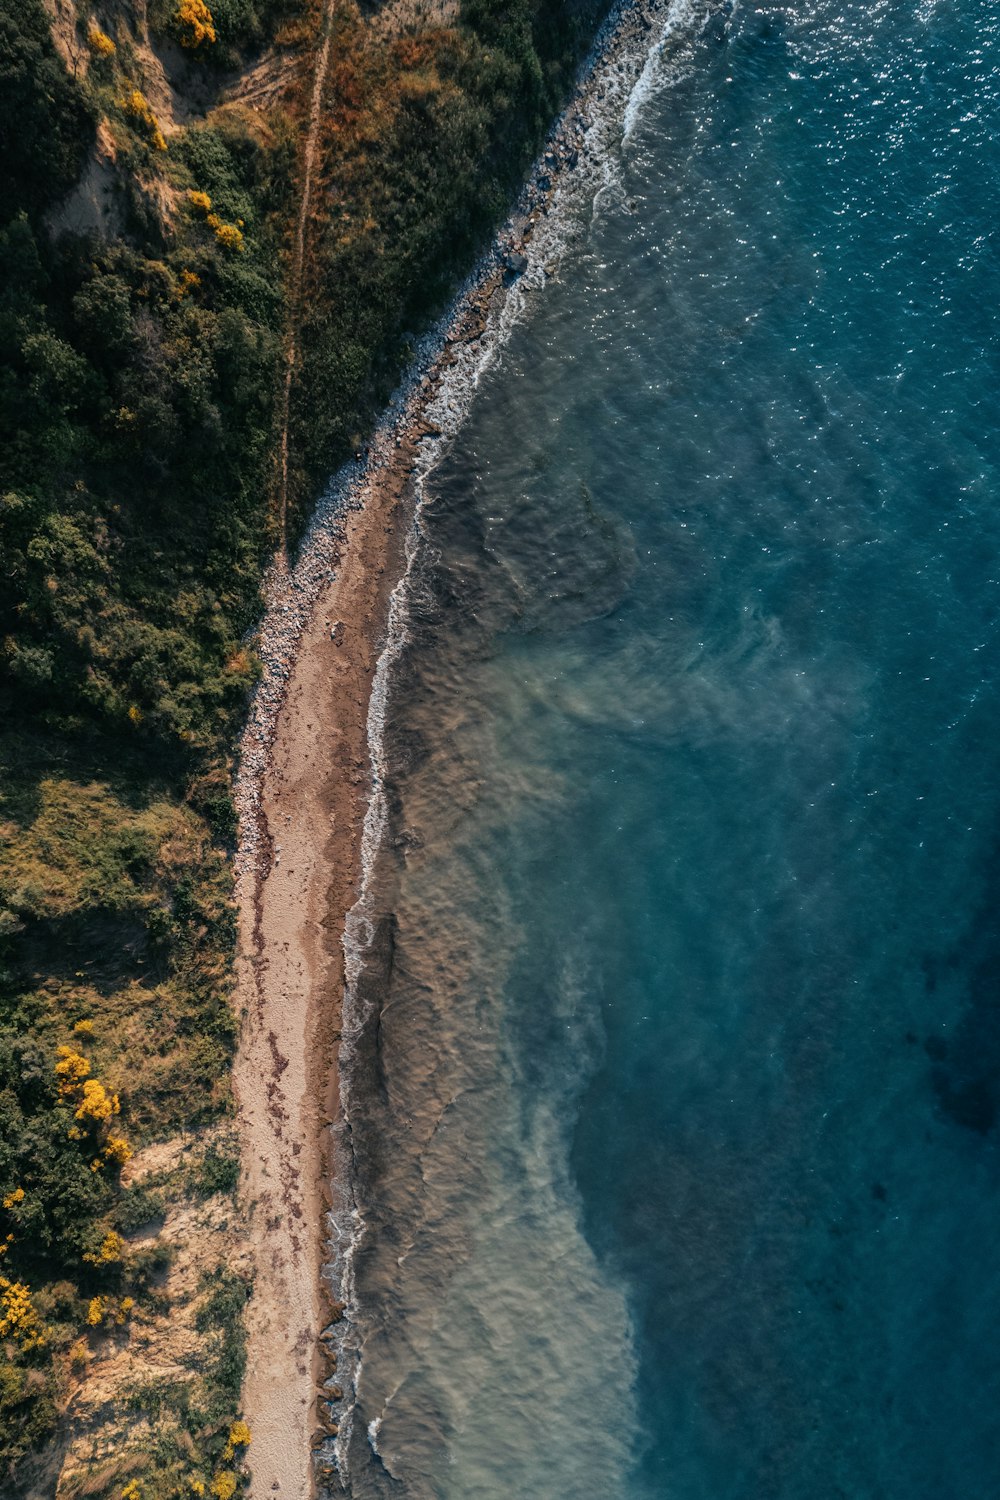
<box><xmin>277</xmin><ymin>0</ymin><xmax>338</xmax><ymax>549</ymax></box>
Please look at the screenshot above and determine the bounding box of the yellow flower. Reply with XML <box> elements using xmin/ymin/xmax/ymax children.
<box><xmin>105</xmin><ymin>1136</ymin><xmax>133</xmax><ymax>1166</ymax></box>
<box><xmin>83</xmin><ymin>1231</ymin><xmax>123</xmax><ymax>1266</ymax></box>
<box><xmin>223</xmin><ymin>1418</ymin><xmax>252</xmax><ymax>1459</ymax></box>
<box><xmin>75</xmin><ymin>1079</ymin><xmax>120</xmax><ymax>1124</ymax></box>
<box><xmin>55</xmin><ymin>1045</ymin><xmax>90</xmax><ymax>1095</ymax></box>
<box><xmin>215</xmin><ymin>224</ymin><xmax>244</xmax><ymax>252</ymax></box>
<box><xmin>3</xmin><ymin>1188</ymin><xmax>24</xmax><ymax>1210</ymax></box>
<box><xmin>210</xmin><ymin>1474</ymin><xmax>236</xmax><ymax>1500</ymax></box>
<box><xmin>204</xmin><ymin>214</ymin><xmax>244</xmax><ymax>252</ymax></box>
<box><xmin>122</xmin><ymin>1482</ymin><xmax>142</xmax><ymax>1500</ymax></box>
<box><xmin>0</xmin><ymin>1278</ymin><xmax>45</xmax><ymax>1349</ymax></box>
<box><xmin>121</xmin><ymin>91</ymin><xmax>167</xmax><ymax>152</ymax></box>
<box><xmin>178</xmin><ymin>269</ymin><xmax>202</xmax><ymax>298</ymax></box>
<box><xmin>88</xmin><ymin>26</ymin><xmax>116</xmax><ymax>57</ymax></box>
<box><xmin>86</xmin><ymin>1296</ymin><xmax>105</xmax><ymax>1326</ymax></box>
<box><xmin>188</xmin><ymin>190</ymin><xmax>212</xmax><ymax>213</ymax></box>
<box><xmin>73</xmin><ymin>1019</ymin><xmax>94</xmax><ymax>1036</ymax></box>
<box><xmin>177</xmin><ymin>0</ymin><xmax>217</xmax><ymax>48</ymax></box>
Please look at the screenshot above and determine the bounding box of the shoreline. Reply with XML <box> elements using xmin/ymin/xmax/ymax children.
<box><xmin>231</xmin><ymin>0</ymin><xmax>696</xmax><ymax>1491</ymax></box>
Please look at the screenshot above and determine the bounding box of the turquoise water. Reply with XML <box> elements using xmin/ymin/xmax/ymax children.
<box><xmin>337</xmin><ymin>1</ymin><xmax>1000</xmax><ymax>1494</ymax></box>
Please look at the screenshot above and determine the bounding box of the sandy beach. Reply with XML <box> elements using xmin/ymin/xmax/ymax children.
<box><xmin>232</xmin><ymin>457</ymin><xmax>412</xmax><ymax>1498</ymax></box>
<box><xmin>232</xmin><ymin>281</ymin><xmax>511</xmax><ymax>1496</ymax></box>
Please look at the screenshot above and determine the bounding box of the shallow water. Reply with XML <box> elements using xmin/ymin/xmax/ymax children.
<box><xmin>337</xmin><ymin>0</ymin><xmax>1000</xmax><ymax>1494</ymax></box>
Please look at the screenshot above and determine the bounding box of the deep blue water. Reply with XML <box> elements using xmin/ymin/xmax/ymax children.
<box><xmin>341</xmin><ymin>1</ymin><xmax>1000</xmax><ymax>1494</ymax></box>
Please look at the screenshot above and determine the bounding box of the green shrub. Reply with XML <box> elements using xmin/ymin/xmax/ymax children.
<box><xmin>196</xmin><ymin>1147</ymin><xmax>240</xmax><ymax>1198</ymax></box>
<box><xmin>115</xmin><ymin>1186</ymin><xmax>166</xmax><ymax>1236</ymax></box>
<box><xmin>0</xmin><ymin>0</ymin><xmax>95</xmax><ymax>224</ymax></box>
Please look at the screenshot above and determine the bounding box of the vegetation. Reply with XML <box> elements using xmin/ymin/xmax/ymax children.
<box><xmin>0</xmin><ymin>0</ymin><xmax>289</xmax><ymax>1488</ymax></box>
<box><xmin>0</xmin><ymin>0</ymin><xmax>612</xmax><ymax>1488</ymax></box>
<box><xmin>287</xmin><ymin>0</ymin><xmax>612</xmax><ymax>533</ymax></box>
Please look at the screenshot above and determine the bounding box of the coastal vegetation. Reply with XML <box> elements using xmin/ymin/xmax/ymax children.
<box><xmin>0</xmin><ymin>0</ymin><xmax>611</xmax><ymax>1489</ymax></box>
<box><xmin>288</xmin><ymin>0</ymin><xmax>611</xmax><ymax>533</ymax></box>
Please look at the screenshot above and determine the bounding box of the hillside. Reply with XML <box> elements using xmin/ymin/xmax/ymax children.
<box><xmin>0</xmin><ymin>0</ymin><xmax>612</xmax><ymax>1493</ymax></box>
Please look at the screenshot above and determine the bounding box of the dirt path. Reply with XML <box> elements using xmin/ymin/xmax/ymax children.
<box><xmin>277</xmin><ymin>0</ymin><xmax>338</xmax><ymax>551</ymax></box>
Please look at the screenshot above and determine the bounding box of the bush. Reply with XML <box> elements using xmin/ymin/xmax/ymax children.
<box><xmin>115</xmin><ymin>1186</ymin><xmax>166</xmax><ymax>1236</ymax></box>
<box><xmin>196</xmin><ymin>1148</ymin><xmax>240</xmax><ymax>1198</ymax></box>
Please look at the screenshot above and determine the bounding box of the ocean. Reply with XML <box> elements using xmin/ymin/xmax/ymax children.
<box><xmin>333</xmin><ymin>0</ymin><xmax>1000</xmax><ymax>1494</ymax></box>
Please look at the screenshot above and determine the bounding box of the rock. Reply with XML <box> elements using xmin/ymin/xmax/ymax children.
<box><xmin>504</xmin><ymin>249</ymin><xmax>528</xmax><ymax>278</ymax></box>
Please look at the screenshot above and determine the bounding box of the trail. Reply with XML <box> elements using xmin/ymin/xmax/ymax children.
<box><xmin>277</xmin><ymin>0</ymin><xmax>337</xmax><ymax>555</ymax></box>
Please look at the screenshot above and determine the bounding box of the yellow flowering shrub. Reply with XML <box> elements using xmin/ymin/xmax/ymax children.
<box><xmin>223</xmin><ymin>1419</ymin><xmax>251</xmax><ymax>1458</ymax></box>
<box><xmin>83</xmin><ymin>1231</ymin><xmax>123</xmax><ymax>1266</ymax></box>
<box><xmin>205</xmin><ymin>214</ymin><xmax>244</xmax><ymax>252</ymax></box>
<box><xmin>190</xmin><ymin>1482</ymin><xmax>206</xmax><ymax>1497</ymax></box>
<box><xmin>88</xmin><ymin>25</ymin><xmax>116</xmax><ymax>57</ymax></box>
<box><xmin>73</xmin><ymin>1018</ymin><xmax>94</xmax><ymax>1036</ymax></box>
<box><xmin>122</xmin><ymin>1481</ymin><xmax>142</xmax><ymax>1500</ymax></box>
<box><xmin>210</xmin><ymin>1473</ymin><xmax>236</xmax><ymax>1500</ymax></box>
<box><xmin>177</xmin><ymin>0</ymin><xmax>217</xmax><ymax>48</ymax></box>
<box><xmin>0</xmin><ymin>1278</ymin><xmax>45</xmax><ymax>1349</ymax></box>
<box><xmin>55</xmin><ymin>1045</ymin><xmax>90</xmax><ymax>1095</ymax></box>
<box><xmin>55</xmin><ymin>1044</ymin><xmax>131</xmax><ymax>1166</ymax></box>
<box><xmin>75</xmin><ymin>1078</ymin><xmax>120</xmax><ymax>1124</ymax></box>
<box><xmin>178</xmin><ymin>269</ymin><xmax>202</xmax><ymax>298</ymax></box>
<box><xmin>3</xmin><ymin>1188</ymin><xmax>24</xmax><ymax>1210</ymax></box>
<box><xmin>104</xmin><ymin>1135</ymin><xmax>133</xmax><ymax>1166</ymax></box>
<box><xmin>189</xmin><ymin>190</ymin><xmax>212</xmax><ymax>212</ymax></box>
<box><xmin>86</xmin><ymin>1296</ymin><xmax>105</xmax><ymax>1326</ymax></box>
<box><xmin>121</xmin><ymin>90</ymin><xmax>167</xmax><ymax>152</ymax></box>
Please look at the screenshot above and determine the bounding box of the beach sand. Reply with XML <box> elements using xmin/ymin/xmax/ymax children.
<box><xmin>232</xmin><ymin>444</ymin><xmax>414</xmax><ymax>1497</ymax></box>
